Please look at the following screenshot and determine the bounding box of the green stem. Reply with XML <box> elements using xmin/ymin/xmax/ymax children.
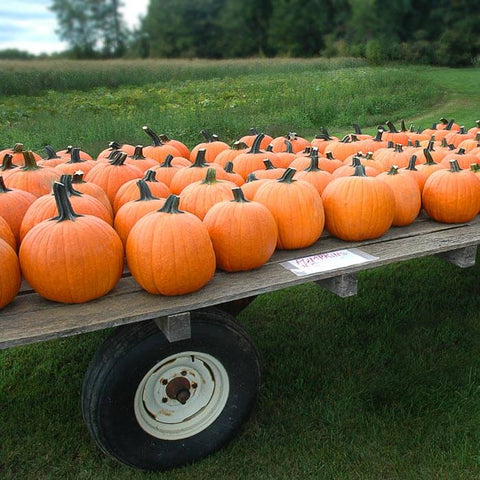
<box><xmin>233</xmin><ymin>141</ymin><xmax>247</xmax><ymax>150</ymax></box>
<box><xmin>394</xmin><ymin>144</ymin><xmax>403</xmax><ymax>152</ymax></box>
<box><xmin>0</xmin><ymin>176</ymin><xmax>12</xmax><ymax>192</ymax></box>
<box><xmin>326</xmin><ymin>151</ymin><xmax>335</xmax><ymax>160</ymax></box>
<box><xmin>13</xmin><ymin>143</ymin><xmax>24</xmax><ymax>154</ymax></box>
<box><xmin>470</xmin><ymin>163</ymin><xmax>480</xmax><ymax>173</ymax></box>
<box><xmin>283</xmin><ymin>140</ymin><xmax>293</xmax><ymax>153</ymax></box>
<box><xmin>232</xmin><ymin>187</ymin><xmax>249</xmax><ymax>203</ymax></box>
<box><xmin>159</xmin><ymin>134</ymin><xmax>171</xmax><ymax>143</ymax></box>
<box><xmin>266</xmin><ymin>144</ymin><xmax>273</xmax><ymax>152</ymax></box>
<box><xmin>305</xmin><ymin>151</ymin><xmax>320</xmax><ymax>172</ymax></box>
<box><xmin>456</xmin><ymin>147</ymin><xmax>466</xmax><ymax>155</ymax></box>
<box><xmin>439</xmin><ymin>117</ymin><xmax>449</xmax><ymax>125</ymax></box>
<box><xmin>387</xmin><ymin>141</ymin><xmax>394</xmax><ymax>149</ymax></box>
<box><xmin>158</xmin><ymin>194</ymin><xmax>183</xmax><ymax>214</ymax></box>
<box><xmin>44</xmin><ymin>145</ymin><xmax>60</xmax><ymax>159</ymax></box>
<box><xmin>277</xmin><ymin>167</ymin><xmax>296</xmax><ymax>183</ymax></box>
<box><xmin>250</xmin><ymin>128</ymin><xmax>259</xmax><ymax>135</ymax></box>
<box><xmin>373</xmin><ymin>129</ymin><xmax>383</xmax><ymax>141</ymax></box>
<box><xmin>108</xmin><ymin>141</ymin><xmax>122</xmax><ymax>150</ymax></box>
<box><xmin>59</xmin><ymin>174</ymin><xmax>81</xmax><ymax>196</ymax></box>
<box><xmin>445</xmin><ymin>119</ymin><xmax>455</xmax><ymax>130</ymax></box>
<box><xmin>129</xmin><ymin>145</ymin><xmax>146</xmax><ymax>160</ymax></box>
<box><xmin>201</xmin><ymin>167</ymin><xmax>218</xmax><ymax>184</ymax></box>
<box><xmin>351</xmin><ymin>156</ymin><xmax>362</xmax><ymax>167</ymax></box>
<box><xmin>143</xmin><ymin>126</ymin><xmax>164</xmax><ymax>146</ymax></box>
<box><xmin>136</xmin><ymin>179</ymin><xmax>159</xmax><ymax>201</ymax></box>
<box><xmin>400</xmin><ymin>120</ymin><xmax>407</xmax><ymax>132</ymax></box>
<box><xmin>52</xmin><ymin>181</ymin><xmax>81</xmax><ymax>222</ymax></box>
<box><xmin>248</xmin><ymin>134</ymin><xmax>265</xmax><ymax>154</ymax></box>
<box><xmin>200</xmin><ymin>130</ymin><xmax>213</xmax><ymax>142</ymax></box>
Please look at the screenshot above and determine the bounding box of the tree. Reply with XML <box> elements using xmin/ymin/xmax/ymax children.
<box><xmin>50</xmin><ymin>0</ymin><xmax>127</xmax><ymax>58</ymax></box>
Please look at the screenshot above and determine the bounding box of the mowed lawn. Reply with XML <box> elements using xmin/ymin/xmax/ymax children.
<box><xmin>0</xmin><ymin>59</ymin><xmax>479</xmax><ymax>479</ymax></box>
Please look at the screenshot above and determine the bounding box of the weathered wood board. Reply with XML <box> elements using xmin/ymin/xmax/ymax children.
<box><xmin>1</xmin><ymin>216</ymin><xmax>479</xmax><ymax>350</ymax></box>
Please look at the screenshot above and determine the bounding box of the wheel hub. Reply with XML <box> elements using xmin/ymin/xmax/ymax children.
<box><xmin>165</xmin><ymin>377</ymin><xmax>191</xmax><ymax>404</ymax></box>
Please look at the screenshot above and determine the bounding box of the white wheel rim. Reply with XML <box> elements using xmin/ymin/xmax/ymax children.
<box><xmin>134</xmin><ymin>351</ymin><xmax>229</xmax><ymax>440</ymax></box>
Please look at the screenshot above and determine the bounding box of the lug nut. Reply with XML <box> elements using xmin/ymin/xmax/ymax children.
<box><xmin>162</xmin><ymin>379</ymin><xmax>168</xmax><ymax>385</ymax></box>
<box><xmin>162</xmin><ymin>397</ymin><xmax>168</xmax><ymax>403</ymax></box>
<box><xmin>192</xmin><ymin>383</ymin><xmax>198</xmax><ymax>389</ymax></box>
<box><xmin>181</xmin><ymin>370</ymin><xmax>187</xmax><ymax>376</ymax></box>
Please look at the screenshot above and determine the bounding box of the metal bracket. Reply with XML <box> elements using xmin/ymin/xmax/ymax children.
<box><xmin>155</xmin><ymin>312</ymin><xmax>191</xmax><ymax>342</ymax></box>
<box><xmin>315</xmin><ymin>273</ymin><xmax>358</xmax><ymax>298</ymax></box>
<box><xmin>436</xmin><ymin>245</ymin><xmax>477</xmax><ymax>268</ymax></box>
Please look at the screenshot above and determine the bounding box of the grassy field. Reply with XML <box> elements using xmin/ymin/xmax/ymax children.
<box><xmin>0</xmin><ymin>59</ymin><xmax>479</xmax><ymax>479</ymax></box>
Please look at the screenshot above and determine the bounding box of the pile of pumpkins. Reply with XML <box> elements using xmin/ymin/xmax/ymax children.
<box><xmin>1</xmin><ymin>119</ymin><xmax>479</xmax><ymax>309</ymax></box>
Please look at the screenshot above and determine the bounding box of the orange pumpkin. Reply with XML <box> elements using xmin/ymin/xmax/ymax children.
<box><xmin>114</xmin><ymin>180</ymin><xmax>166</xmax><ymax>245</ymax></box>
<box><xmin>39</xmin><ymin>145</ymin><xmax>65</xmax><ymax>167</ymax></box>
<box><xmin>377</xmin><ymin>166</ymin><xmax>421</xmax><ymax>226</ymax></box>
<box><xmin>0</xmin><ymin>176</ymin><xmax>36</xmax><ymax>243</ymax></box>
<box><xmin>381</xmin><ymin>121</ymin><xmax>409</xmax><ymax>145</ymax></box>
<box><xmin>158</xmin><ymin>133</ymin><xmax>190</xmax><ymax>159</ymax></box>
<box><xmin>0</xmin><ymin>216</ymin><xmax>16</xmax><ymax>250</ymax></box>
<box><xmin>416</xmin><ymin>148</ymin><xmax>446</xmax><ymax>184</ymax></box>
<box><xmin>5</xmin><ymin>151</ymin><xmax>59</xmax><ymax>197</ymax></box>
<box><xmin>252</xmin><ymin>159</ymin><xmax>286</xmax><ymax>180</ymax></box>
<box><xmin>213</xmin><ymin>141</ymin><xmax>248</xmax><ymax>168</ymax></box>
<box><xmin>0</xmin><ymin>238</ymin><xmax>21</xmax><ymax>309</ymax></box>
<box><xmin>294</xmin><ymin>152</ymin><xmax>333</xmax><ymax>195</ymax></box>
<box><xmin>0</xmin><ymin>153</ymin><xmax>20</xmax><ymax>179</ymax></box>
<box><xmin>222</xmin><ymin>162</ymin><xmax>245</xmax><ymax>186</ymax></box>
<box><xmin>71</xmin><ymin>170</ymin><xmax>113</xmax><ymax>214</ymax></box>
<box><xmin>322</xmin><ymin>164</ymin><xmax>395</xmax><ymax>241</ymax></box>
<box><xmin>440</xmin><ymin>147</ymin><xmax>479</xmax><ymax>170</ymax></box>
<box><xmin>124</xmin><ymin>145</ymin><xmax>158</xmax><ymax>172</ymax></box>
<box><xmin>97</xmin><ymin>141</ymin><xmax>135</xmax><ymax>160</ymax></box>
<box><xmin>189</xmin><ymin>130</ymin><xmax>230</xmax><ymax>163</ymax></box>
<box><xmin>269</xmin><ymin>132</ymin><xmax>310</xmax><ymax>153</ymax></box>
<box><xmin>19</xmin><ymin>182</ymin><xmax>124</xmax><ymax>303</ymax></box>
<box><xmin>126</xmin><ymin>194</ymin><xmax>216</xmax><ymax>296</ymax></box>
<box><xmin>204</xmin><ymin>187</ymin><xmax>278</xmax><ymax>271</ymax></box>
<box><xmin>54</xmin><ymin>147</ymin><xmax>97</xmax><ymax>175</ymax></box>
<box><xmin>239</xmin><ymin>128</ymin><xmax>273</xmax><ymax>150</ymax></box>
<box><xmin>179</xmin><ymin>168</ymin><xmax>235</xmax><ymax>220</ymax></box>
<box><xmin>85</xmin><ymin>152</ymin><xmax>143</xmax><ymax>204</ymax></box>
<box><xmin>254</xmin><ymin>168</ymin><xmax>324</xmax><ymax>250</ymax></box>
<box><xmin>0</xmin><ymin>143</ymin><xmax>42</xmax><ymax>167</ymax></box>
<box><xmin>149</xmin><ymin>154</ymin><xmax>185</xmax><ymax>187</ymax></box>
<box><xmin>241</xmin><ymin>173</ymin><xmax>274</xmax><ymax>201</ymax></box>
<box><xmin>142</xmin><ymin>126</ymin><xmax>182</xmax><ymax>162</ymax></box>
<box><xmin>56</xmin><ymin>145</ymin><xmax>93</xmax><ymax>161</ymax></box>
<box><xmin>422</xmin><ymin>160</ymin><xmax>480</xmax><ymax>223</ymax></box>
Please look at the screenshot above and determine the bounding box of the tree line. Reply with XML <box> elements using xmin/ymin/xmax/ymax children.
<box><xmin>6</xmin><ymin>0</ymin><xmax>478</xmax><ymax>66</ymax></box>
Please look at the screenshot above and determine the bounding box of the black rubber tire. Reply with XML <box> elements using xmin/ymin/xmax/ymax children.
<box><xmin>81</xmin><ymin>309</ymin><xmax>261</xmax><ymax>471</ymax></box>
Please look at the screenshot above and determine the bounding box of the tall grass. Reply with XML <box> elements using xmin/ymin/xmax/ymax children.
<box><xmin>0</xmin><ymin>57</ymin><xmax>366</xmax><ymax>96</ymax></box>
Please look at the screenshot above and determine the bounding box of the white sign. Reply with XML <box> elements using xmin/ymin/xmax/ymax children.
<box><xmin>281</xmin><ymin>248</ymin><xmax>378</xmax><ymax>277</ymax></box>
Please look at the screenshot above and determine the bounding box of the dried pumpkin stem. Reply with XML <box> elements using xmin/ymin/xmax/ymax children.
<box><xmin>159</xmin><ymin>194</ymin><xmax>183</xmax><ymax>214</ymax></box>
<box><xmin>52</xmin><ymin>181</ymin><xmax>82</xmax><ymax>222</ymax></box>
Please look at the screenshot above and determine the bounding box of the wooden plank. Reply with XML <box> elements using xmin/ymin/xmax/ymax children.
<box><xmin>155</xmin><ymin>313</ymin><xmax>191</xmax><ymax>342</ymax></box>
<box><xmin>315</xmin><ymin>273</ymin><xmax>358</xmax><ymax>298</ymax></box>
<box><xmin>1</xmin><ymin>217</ymin><xmax>479</xmax><ymax>350</ymax></box>
<box><xmin>436</xmin><ymin>245</ymin><xmax>477</xmax><ymax>268</ymax></box>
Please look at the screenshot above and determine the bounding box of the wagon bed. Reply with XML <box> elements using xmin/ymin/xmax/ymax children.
<box><xmin>2</xmin><ymin>214</ymin><xmax>479</xmax><ymax>350</ymax></box>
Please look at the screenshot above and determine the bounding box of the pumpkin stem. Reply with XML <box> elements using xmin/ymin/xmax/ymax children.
<box><xmin>456</xmin><ymin>147</ymin><xmax>466</xmax><ymax>155</ymax></box>
<box><xmin>44</xmin><ymin>145</ymin><xmax>60</xmax><ymax>159</ymax></box>
<box><xmin>352</xmin><ymin>164</ymin><xmax>367</xmax><ymax>177</ymax></box>
<box><xmin>353</xmin><ymin>124</ymin><xmax>363</xmax><ymax>134</ymax></box>
<box><xmin>1</xmin><ymin>153</ymin><xmax>17</xmax><ymax>172</ymax></box>
<box><xmin>12</xmin><ymin>143</ymin><xmax>24</xmax><ymax>154</ymax></box>
<box><xmin>67</xmin><ymin>147</ymin><xmax>85</xmax><ymax>164</ymax></box>
<box><xmin>439</xmin><ymin>117</ymin><xmax>449</xmax><ymax>125</ymax></box>
<box><xmin>224</xmin><ymin>161</ymin><xmax>235</xmax><ymax>173</ymax></box>
<box><xmin>394</xmin><ymin>144</ymin><xmax>403</xmax><ymax>152</ymax></box>
<box><xmin>423</xmin><ymin>148</ymin><xmax>437</xmax><ymax>165</ymax></box>
<box><xmin>231</xmin><ymin>187</ymin><xmax>249</xmax><ymax>203</ymax></box>
<box><xmin>109</xmin><ymin>152</ymin><xmax>128</xmax><ymax>166</ymax></box>
<box><xmin>201</xmin><ymin>167</ymin><xmax>218</xmax><ymax>185</ymax></box>
<box><xmin>159</xmin><ymin>134</ymin><xmax>171</xmax><ymax>143</ymax></box>
<box><xmin>449</xmin><ymin>159</ymin><xmax>462</xmax><ymax>172</ymax></box>
<box><xmin>266</xmin><ymin>144</ymin><xmax>273</xmax><ymax>152</ymax></box>
<box><xmin>233</xmin><ymin>140</ymin><xmax>247</xmax><ymax>150</ymax></box>
<box><xmin>445</xmin><ymin>119</ymin><xmax>455</xmax><ymax>130</ymax></box>
<box><xmin>0</xmin><ymin>175</ymin><xmax>12</xmax><ymax>193</ymax></box>
<box><xmin>72</xmin><ymin>170</ymin><xmax>86</xmax><ymax>183</ymax></box>
<box><xmin>470</xmin><ymin>163</ymin><xmax>480</xmax><ymax>173</ymax></box>
<box><xmin>305</xmin><ymin>150</ymin><xmax>320</xmax><ymax>172</ymax></box>
<box><xmin>414</xmin><ymin>140</ymin><xmax>421</xmax><ymax>147</ymax></box>
<box><xmin>59</xmin><ymin>174</ymin><xmax>82</xmax><ymax>197</ymax></box>
<box><xmin>142</xmin><ymin>169</ymin><xmax>158</xmax><ymax>182</ymax></box>
<box><xmin>387</xmin><ymin>165</ymin><xmax>399</xmax><ymax>175</ymax></box>
<box><xmin>406</xmin><ymin>155</ymin><xmax>418</xmax><ymax>171</ymax></box>
<box><xmin>159</xmin><ymin>194</ymin><xmax>183</xmax><ymax>214</ymax></box>
<box><xmin>283</xmin><ymin>140</ymin><xmax>293</xmax><ymax>153</ymax></box>
<box><xmin>387</xmin><ymin>141</ymin><xmax>394</xmax><ymax>149</ymax></box>
<box><xmin>191</xmin><ymin>149</ymin><xmax>208</xmax><ymax>167</ymax></box>
<box><xmin>130</xmin><ymin>145</ymin><xmax>147</xmax><ymax>160</ymax></box>
<box><xmin>246</xmin><ymin>172</ymin><xmax>259</xmax><ymax>183</ymax></box>
<box><xmin>136</xmin><ymin>179</ymin><xmax>159</xmax><ymax>201</ymax></box>
<box><xmin>386</xmin><ymin>121</ymin><xmax>398</xmax><ymax>133</ymax></box>
<box><xmin>409</xmin><ymin>123</ymin><xmax>415</xmax><ymax>132</ymax></box>
<box><xmin>200</xmin><ymin>130</ymin><xmax>214</xmax><ymax>142</ymax></box>
<box><xmin>21</xmin><ymin>151</ymin><xmax>41</xmax><ymax>170</ymax></box>
<box><xmin>143</xmin><ymin>126</ymin><xmax>164</xmax><ymax>146</ymax></box>
<box><xmin>351</xmin><ymin>156</ymin><xmax>362</xmax><ymax>167</ymax></box>
<box><xmin>52</xmin><ymin>181</ymin><xmax>82</xmax><ymax>222</ymax></box>
<box><xmin>108</xmin><ymin>141</ymin><xmax>122</xmax><ymax>151</ymax></box>
<box><xmin>416</xmin><ymin>126</ymin><xmax>423</xmax><ymax>134</ymax></box>
<box><xmin>248</xmin><ymin>134</ymin><xmax>265</xmax><ymax>154</ymax></box>
<box><xmin>326</xmin><ymin>151</ymin><xmax>335</xmax><ymax>160</ymax></box>
<box><xmin>250</xmin><ymin>128</ymin><xmax>259</xmax><ymax>135</ymax></box>
<box><xmin>277</xmin><ymin>167</ymin><xmax>296</xmax><ymax>183</ymax></box>
<box><xmin>400</xmin><ymin>120</ymin><xmax>407</xmax><ymax>132</ymax></box>
<box><xmin>373</xmin><ymin>129</ymin><xmax>383</xmax><ymax>142</ymax></box>
<box><xmin>160</xmin><ymin>154</ymin><xmax>174</xmax><ymax>168</ymax></box>
<box><xmin>263</xmin><ymin>159</ymin><xmax>275</xmax><ymax>170</ymax></box>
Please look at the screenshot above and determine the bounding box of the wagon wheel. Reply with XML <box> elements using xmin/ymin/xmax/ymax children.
<box><xmin>81</xmin><ymin>308</ymin><xmax>261</xmax><ymax>471</ymax></box>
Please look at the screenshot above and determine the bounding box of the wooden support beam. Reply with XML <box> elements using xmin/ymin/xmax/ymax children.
<box><xmin>436</xmin><ymin>245</ymin><xmax>477</xmax><ymax>268</ymax></box>
<box><xmin>155</xmin><ymin>312</ymin><xmax>191</xmax><ymax>342</ymax></box>
<box><xmin>315</xmin><ymin>273</ymin><xmax>358</xmax><ymax>298</ymax></box>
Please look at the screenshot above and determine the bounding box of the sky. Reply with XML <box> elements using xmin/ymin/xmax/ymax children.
<box><xmin>0</xmin><ymin>0</ymin><xmax>150</xmax><ymax>55</ymax></box>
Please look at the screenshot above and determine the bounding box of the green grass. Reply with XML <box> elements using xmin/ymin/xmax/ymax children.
<box><xmin>0</xmin><ymin>59</ymin><xmax>479</xmax><ymax>478</ymax></box>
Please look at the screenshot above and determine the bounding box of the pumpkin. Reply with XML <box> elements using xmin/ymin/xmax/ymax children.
<box><xmin>254</xmin><ymin>168</ymin><xmax>324</xmax><ymax>250</ymax></box>
<box><xmin>317</xmin><ymin>151</ymin><xmax>343</xmax><ymax>173</ymax></box>
<box><xmin>381</xmin><ymin>121</ymin><xmax>409</xmax><ymax>145</ymax></box>
<box><xmin>322</xmin><ymin>164</ymin><xmax>395</xmax><ymax>241</ymax></box>
<box><xmin>85</xmin><ymin>152</ymin><xmax>143</xmax><ymax>204</ymax></box>
<box><xmin>0</xmin><ymin>238</ymin><xmax>21</xmax><ymax>309</ymax></box>
<box><xmin>272</xmin><ymin>140</ymin><xmax>297</xmax><ymax>168</ymax></box>
<box><xmin>5</xmin><ymin>151</ymin><xmax>59</xmax><ymax>197</ymax></box>
<box><xmin>20</xmin><ymin>174</ymin><xmax>113</xmax><ymax>241</ymax></box>
<box><xmin>114</xmin><ymin>179</ymin><xmax>166</xmax><ymax>245</ymax></box>
<box><xmin>310</xmin><ymin>127</ymin><xmax>339</xmax><ymax>154</ymax></box>
<box><xmin>252</xmin><ymin>159</ymin><xmax>286</xmax><ymax>180</ymax></box>
<box><xmin>213</xmin><ymin>141</ymin><xmax>248</xmax><ymax>168</ymax></box>
<box><xmin>158</xmin><ymin>133</ymin><xmax>190</xmax><ymax>159</ymax></box>
<box><xmin>294</xmin><ymin>152</ymin><xmax>333</xmax><ymax>195</ymax></box>
<box><xmin>240</xmin><ymin>173</ymin><xmax>274</xmax><ymax>201</ymax></box>
<box><xmin>179</xmin><ymin>167</ymin><xmax>235</xmax><ymax>220</ymax></box>
<box><xmin>142</xmin><ymin>126</ymin><xmax>182</xmax><ymax>163</ymax></box>
<box><xmin>189</xmin><ymin>130</ymin><xmax>229</xmax><ymax>163</ymax></box>
<box><xmin>400</xmin><ymin>155</ymin><xmax>425</xmax><ymax>191</ymax></box>
<box><xmin>19</xmin><ymin>182</ymin><xmax>124</xmax><ymax>303</ymax></box>
<box><xmin>126</xmin><ymin>194</ymin><xmax>216</xmax><ymax>296</ymax></box>
<box><xmin>357</xmin><ymin>128</ymin><xmax>388</xmax><ymax>153</ymax></box>
<box><xmin>289</xmin><ymin>147</ymin><xmax>320</xmax><ymax>171</ymax></box>
<box><xmin>97</xmin><ymin>141</ymin><xmax>135</xmax><ymax>160</ymax></box>
<box><xmin>328</xmin><ymin>134</ymin><xmax>363</xmax><ymax>161</ymax></box>
<box><xmin>445</xmin><ymin>126</ymin><xmax>475</xmax><ymax>147</ymax></box>
<box><xmin>124</xmin><ymin>145</ymin><xmax>158</xmax><ymax>172</ymax></box>
<box><xmin>0</xmin><ymin>153</ymin><xmax>19</xmax><ymax>179</ymax></box>
<box><xmin>239</xmin><ymin>128</ymin><xmax>273</xmax><ymax>150</ymax></box>
<box><xmin>459</xmin><ymin>132</ymin><xmax>480</xmax><ymax>152</ymax></box>
<box><xmin>423</xmin><ymin>119</ymin><xmax>459</xmax><ymax>141</ymax></box>
<box><xmin>222</xmin><ymin>162</ymin><xmax>245</xmax><ymax>186</ymax></box>
<box><xmin>57</xmin><ymin>145</ymin><xmax>94</xmax><ymax>160</ymax></box>
<box><xmin>0</xmin><ymin>216</ymin><xmax>16</xmax><ymax>250</ymax></box>
<box><xmin>232</xmin><ymin>134</ymin><xmax>281</xmax><ymax>179</ymax></box>
<box><xmin>40</xmin><ymin>145</ymin><xmax>66</xmax><ymax>167</ymax></box>
<box><xmin>0</xmin><ymin>176</ymin><xmax>36</xmax><ymax>243</ymax></box>
<box><xmin>416</xmin><ymin>148</ymin><xmax>446</xmax><ymax>184</ymax></box>
<box><xmin>374</xmin><ymin>143</ymin><xmax>410</xmax><ymax>170</ymax></box>
<box><xmin>440</xmin><ymin>147</ymin><xmax>479</xmax><ymax>170</ymax></box>
<box><xmin>71</xmin><ymin>170</ymin><xmax>113</xmax><ymax>214</ymax></box>
<box><xmin>333</xmin><ymin>156</ymin><xmax>380</xmax><ymax>178</ymax></box>
<box><xmin>422</xmin><ymin>160</ymin><xmax>480</xmax><ymax>223</ymax></box>
<box><xmin>204</xmin><ymin>187</ymin><xmax>278</xmax><ymax>271</ymax></box>
<box><xmin>54</xmin><ymin>147</ymin><xmax>97</xmax><ymax>175</ymax></box>
<box><xmin>149</xmin><ymin>154</ymin><xmax>185</xmax><ymax>187</ymax></box>
<box><xmin>377</xmin><ymin>166</ymin><xmax>421</xmax><ymax>226</ymax></box>
<box><xmin>0</xmin><ymin>143</ymin><xmax>42</xmax><ymax>167</ymax></box>
<box><xmin>269</xmin><ymin>132</ymin><xmax>310</xmax><ymax>153</ymax></box>
<box><xmin>436</xmin><ymin>117</ymin><xmax>461</xmax><ymax>131</ymax></box>
<box><xmin>113</xmin><ymin>169</ymin><xmax>170</xmax><ymax>214</ymax></box>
